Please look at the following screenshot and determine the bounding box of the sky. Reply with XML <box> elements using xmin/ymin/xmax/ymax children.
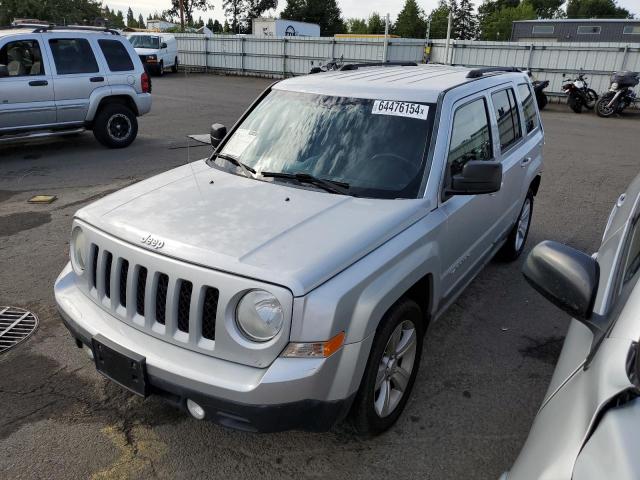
<box><xmin>108</xmin><ymin>0</ymin><xmax>640</xmax><ymax>26</ymax></box>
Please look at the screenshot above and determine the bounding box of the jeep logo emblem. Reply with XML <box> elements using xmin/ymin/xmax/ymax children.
<box><xmin>141</xmin><ymin>234</ymin><xmax>165</xmax><ymax>249</ymax></box>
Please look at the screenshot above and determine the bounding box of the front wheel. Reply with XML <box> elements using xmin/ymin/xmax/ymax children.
<box><xmin>498</xmin><ymin>190</ymin><xmax>533</xmax><ymax>262</ymax></box>
<box><xmin>350</xmin><ymin>298</ymin><xmax>424</xmax><ymax>436</ymax></box>
<box><xmin>157</xmin><ymin>61</ymin><xmax>164</xmax><ymax>76</ymax></box>
<box><xmin>171</xmin><ymin>57</ymin><xmax>179</xmax><ymax>73</ymax></box>
<box><xmin>568</xmin><ymin>94</ymin><xmax>582</xmax><ymax>113</ymax></box>
<box><xmin>92</xmin><ymin>103</ymin><xmax>138</xmax><ymax>149</ymax></box>
<box><xmin>596</xmin><ymin>93</ymin><xmax>617</xmax><ymax>118</ymax></box>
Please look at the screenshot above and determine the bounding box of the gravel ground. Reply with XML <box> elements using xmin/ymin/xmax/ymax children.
<box><xmin>1</xmin><ymin>72</ymin><xmax>638</xmax><ymax>480</ymax></box>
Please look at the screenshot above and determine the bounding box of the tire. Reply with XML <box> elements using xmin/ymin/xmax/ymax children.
<box><xmin>350</xmin><ymin>298</ymin><xmax>424</xmax><ymax>436</ymax></box>
<box><xmin>158</xmin><ymin>61</ymin><xmax>164</xmax><ymax>76</ymax></box>
<box><xmin>568</xmin><ymin>94</ymin><xmax>582</xmax><ymax>113</ymax></box>
<box><xmin>171</xmin><ymin>57</ymin><xmax>178</xmax><ymax>73</ymax></box>
<box><xmin>596</xmin><ymin>93</ymin><xmax>616</xmax><ymax>118</ymax></box>
<box><xmin>92</xmin><ymin>103</ymin><xmax>138</xmax><ymax>149</ymax></box>
<box><xmin>585</xmin><ymin>88</ymin><xmax>598</xmax><ymax>109</ymax></box>
<box><xmin>498</xmin><ymin>190</ymin><xmax>534</xmax><ymax>262</ymax></box>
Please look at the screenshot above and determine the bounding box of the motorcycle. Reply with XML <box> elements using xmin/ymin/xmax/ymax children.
<box><xmin>562</xmin><ymin>72</ymin><xmax>598</xmax><ymax>113</ymax></box>
<box><xmin>309</xmin><ymin>55</ymin><xmax>344</xmax><ymax>74</ymax></box>
<box><xmin>595</xmin><ymin>71</ymin><xmax>639</xmax><ymax>118</ymax></box>
<box><xmin>532</xmin><ymin>79</ymin><xmax>550</xmax><ymax>110</ymax></box>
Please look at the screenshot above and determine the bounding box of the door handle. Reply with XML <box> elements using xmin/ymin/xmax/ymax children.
<box><xmin>90</xmin><ymin>76</ymin><xmax>104</xmax><ymax>83</ymax></box>
<box><xmin>28</xmin><ymin>80</ymin><xmax>48</xmax><ymax>87</ymax></box>
<box><xmin>521</xmin><ymin>156</ymin><xmax>532</xmax><ymax>167</ymax></box>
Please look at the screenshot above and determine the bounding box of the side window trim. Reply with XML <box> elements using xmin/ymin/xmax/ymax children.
<box><xmin>440</xmin><ymin>93</ymin><xmax>494</xmax><ymax>201</ymax></box>
<box><xmin>517</xmin><ymin>82</ymin><xmax>540</xmax><ymax>136</ymax></box>
<box><xmin>489</xmin><ymin>85</ymin><xmax>523</xmax><ymax>156</ymax></box>
<box><xmin>0</xmin><ymin>38</ymin><xmax>46</xmax><ymax>77</ymax></box>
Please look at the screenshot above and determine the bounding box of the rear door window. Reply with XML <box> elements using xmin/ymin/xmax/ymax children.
<box><xmin>491</xmin><ymin>88</ymin><xmax>522</xmax><ymax>151</ymax></box>
<box><xmin>49</xmin><ymin>38</ymin><xmax>99</xmax><ymax>74</ymax></box>
<box><xmin>518</xmin><ymin>83</ymin><xmax>539</xmax><ymax>134</ymax></box>
<box><xmin>98</xmin><ymin>39</ymin><xmax>134</xmax><ymax>72</ymax></box>
<box><xmin>0</xmin><ymin>40</ymin><xmax>45</xmax><ymax>76</ymax></box>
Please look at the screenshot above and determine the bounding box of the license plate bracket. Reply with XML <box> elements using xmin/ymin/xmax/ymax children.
<box><xmin>92</xmin><ymin>335</ymin><xmax>148</xmax><ymax>397</ymax></box>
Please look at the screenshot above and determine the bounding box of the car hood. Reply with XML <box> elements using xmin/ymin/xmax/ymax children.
<box><xmin>77</xmin><ymin>160</ymin><xmax>431</xmax><ymax>296</ymax></box>
<box><xmin>134</xmin><ymin>47</ymin><xmax>159</xmax><ymax>55</ymax></box>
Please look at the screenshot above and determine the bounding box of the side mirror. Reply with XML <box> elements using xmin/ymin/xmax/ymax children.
<box><xmin>447</xmin><ymin>161</ymin><xmax>502</xmax><ymax>195</ymax></box>
<box><xmin>161</xmin><ymin>42</ymin><xmax>168</xmax><ymax>49</ymax></box>
<box><xmin>0</xmin><ymin>65</ymin><xmax>8</xmax><ymax>78</ymax></box>
<box><xmin>210</xmin><ymin>123</ymin><xmax>227</xmax><ymax>148</ymax></box>
<box><xmin>522</xmin><ymin>240</ymin><xmax>599</xmax><ymax>322</ymax></box>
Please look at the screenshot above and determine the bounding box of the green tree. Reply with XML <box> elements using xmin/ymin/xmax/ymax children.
<box><xmin>0</xmin><ymin>0</ymin><xmax>103</xmax><ymax>26</ymax></box>
<box><xmin>223</xmin><ymin>19</ymin><xmax>231</xmax><ymax>32</ymax></box>
<box><xmin>367</xmin><ymin>12</ymin><xmax>386</xmax><ymax>34</ymax></box>
<box><xmin>394</xmin><ymin>0</ymin><xmax>427</xmax><ymax>38</ymax></box>
<box><xmin>427</xmin><ymin>0</ymin><xmax>452</xmax><ymax>39</ymax></box>
<box><xmin>566</xmin><ymin>0</ymin><xmax>630</xmax><ymax>18</ymax></box>
<box><xmin>304</xmin><ymin>0</ymin><xmax>346</xmax><ymax>35</ymax></box>
<box><xmin>222</xmin><ymin>0</ymin><xmax>244</xmax><ymax>32</ymax></box>
<box><xmin>206</xmin><ymin>18</ymin><xmax>215</xmax><ymax>30</ymax></box>
<box><xmin>166</xmin><ymin>0</ymin><xmax>213</xmax><ymax>26</ymax></box>
<box><xmin>213</xmin><ymin>19</ymin><xmax>223</xmax><ymax>32</ymax></box>
<box><xmin>281</xmin><ymin>0</ymin><xmax>306</xmax><ymax>20</ymax></box>
<box><xmin>126</xmin><ymin>7</ymin><xmax>137</xmax><ymax>27</ymax></box>
<box><xmin>480</xmin><ymin>0</ymin><xmax>536</xmax><ymax>39</ymax></box>
<box><xmin>138</xmin><ymin>14</ymin><xmax>145</xmax><ymax>28</ymax></box>
<box><xmin>347</xmin><ymin>18</ymin><xmax>368</xmax><ymax>33</ymax></box>
<box><xmin>454</xmin><ymin>0</ymin><xmax>478</xmax><ymax>39</ymax></box>
<box><xmin>529</xmin><ymin>0</ymin><xmax>565</xmax><ymax>17</ymax></box>
<box><xmin>245</xmin><ymin>0</ymin><xmax>279</xmax><ymax>29</ymax></box>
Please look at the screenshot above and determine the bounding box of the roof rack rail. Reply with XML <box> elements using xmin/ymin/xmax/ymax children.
<box><xmin>466</xmin><ymin>67</ymin><xmax>521</xmax><ymax>78</ymax></box>
<box><xmin>339</xmin><ymin>61</ymin><xmax>418</xmax><ymax>71</ymax></box>
<box><xmin>32</xmin><ymin>25</ymin><xmax>120</xmax><ymax>35</ymax></box>
<box><xmin>1</xmin><ymin>23</ymin><xmax>53</xmax><ymax>30</ymax></box>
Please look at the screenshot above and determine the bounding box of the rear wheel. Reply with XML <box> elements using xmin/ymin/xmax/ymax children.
<box><xmin>350</xmin><ymin>298</ymin><xmax>424</xmax><ymax>436</ymax></box>
<box><xmin>92</xmin><ymin>103</ymin><xmax>138</xmax><ymax>149</ymax></box>
<box><xmin>498</xmin><ymin>190</ymin><xmax>533</xmax><ymax>262</ymax></box>
<box><xmin>171</xmin><ymin>57</ymin><xmax>179</xmax><ymax>73</ymax></box>
<box><xmin>585</xmin><ymin>88</ymin><xmax>598</xmax><ymax>109</ymax></box>
<box><xmin>596</xmin><ymin>93</ymin><xmax>617</xmax><ymax>118</ymax></box>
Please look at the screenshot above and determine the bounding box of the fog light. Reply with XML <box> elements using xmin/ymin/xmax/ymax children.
<box><xmin>187</xmin><ymin>399</ymin><xmax>205</xmax><ymax>420</ymax></box>
<box><xmin>83</xmin><ymin>345</ymin><xmax>94</xmax><ymax>360</ymax></box>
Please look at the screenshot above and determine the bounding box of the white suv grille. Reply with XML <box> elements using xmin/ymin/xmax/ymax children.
<box><xmin>88</xmin><ymin>243</ymin><xmax>219</xmax><ymax>348</ymax></box>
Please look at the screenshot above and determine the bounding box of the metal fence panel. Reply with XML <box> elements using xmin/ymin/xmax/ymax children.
<box><xmin>175</xmin><ymin>34</ymin><xmax>639</xmax><ymax>97</ymax></box>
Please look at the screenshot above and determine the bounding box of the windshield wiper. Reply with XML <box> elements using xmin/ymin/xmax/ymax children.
<box><xmin>261</xmin><ymin>171</ymin><xmax>350</xmax><ymax>195</ymax></box>
<box><xmin>213</xmin><ymin>153</ymin><xmax>256</xmax><ymax>178</ymax></box>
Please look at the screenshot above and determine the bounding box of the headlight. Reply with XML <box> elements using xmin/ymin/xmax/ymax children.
<box><xmin>70</xmin><ymin>226</ymin><xmax>87</xmax><ymax>273</ymax></box>
<box><xmin>148</xmin><ymin>55</ymin><xmax>157</xmax><ymax>60</ymax></box>
<box><xmin>611</xmin><ymin>82</ymin><xmax>619</xmax><ymax>90</ymax></box>
<box><xmin>236</xmin><ymin>290</ymin><xmax>284</xmax><ymax>342</ymax></box>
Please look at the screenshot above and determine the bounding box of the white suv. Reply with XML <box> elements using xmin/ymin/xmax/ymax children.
<box><xmin>55</xmin><ymin>63</ymin><xmax>543</xmax><ymax>434</ymax></box>
<box><xmin>0</xmin><ymin>25</ymin><xmax>151</xmax><ymax>148</ymax></box>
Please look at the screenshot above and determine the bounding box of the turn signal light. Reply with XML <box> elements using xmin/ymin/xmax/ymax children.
<box><xmin>281</xmin><ymin>331</ymin><xmax>345</xmax><ymax>358</ymax></box>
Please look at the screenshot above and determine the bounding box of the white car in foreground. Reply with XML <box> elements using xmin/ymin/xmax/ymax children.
<box><xmin>503</xmin><ymin>172</ymin><xmax>640</xmax><ymax>479</ymax></box>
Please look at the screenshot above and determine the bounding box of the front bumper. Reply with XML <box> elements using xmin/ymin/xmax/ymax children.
<box><xmin>55</xmin><ymin>263</ymin><xmax>371</xmax><ymax>432</ymax></box>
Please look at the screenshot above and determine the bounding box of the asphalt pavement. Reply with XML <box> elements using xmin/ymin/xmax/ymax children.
<box><xmin>1</xmin><ymin>72</ymin><xmax>639</xmax><ymax>480</ymax></box>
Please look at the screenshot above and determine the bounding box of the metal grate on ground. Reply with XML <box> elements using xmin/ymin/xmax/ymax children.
<box><xmin>0</xmin><ymin>306</ymin><xmax>38</xmax><ymax>354</ymax></box>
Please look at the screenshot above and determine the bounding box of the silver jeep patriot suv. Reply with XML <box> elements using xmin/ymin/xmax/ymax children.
<box><xmin>0</xmin><ymin>25</ymin><xmax>151</xmax><ymax>148</ymax></box>
<box><xmin>55</xmin><ymin>64</ymin><xmax>543</xmax><ymax>435</ymax></box>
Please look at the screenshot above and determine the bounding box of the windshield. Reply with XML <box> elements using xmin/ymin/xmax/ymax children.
<box><xmin>128</xmin><ymin>36</ymin><xmax>160</xmax><ymax>49</ymax></box>
<box><xmin>213</xmin><ymin>90</ymin><xmax>435</xmax><ymax>199</ymax></box>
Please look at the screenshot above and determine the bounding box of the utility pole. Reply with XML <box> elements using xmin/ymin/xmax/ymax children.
<box><xmin>444</xmin><ymin>11</ymin><xmax>452</xmax><ymax>65</ymax></box>
<box><xmin>382</xmin><ymin>13</ymin><xmax>390</xmax><ymax>63</ymax></box>
<box><xmin>179</xmin><ymin>0</ymin><xmax>185</xmax><ymax>32</ymax></box>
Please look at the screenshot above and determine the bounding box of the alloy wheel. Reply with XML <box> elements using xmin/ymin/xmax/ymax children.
<box><xmin>374</xmin><ymin>320</ymin><xmax>417</xmax><ymax>418</ymax></box>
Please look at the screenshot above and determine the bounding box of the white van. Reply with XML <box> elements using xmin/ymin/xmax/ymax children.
<box><xmin>126</xmin><ymin>33</ymin><xmax>178</xmax><ymax>76</ymax></box>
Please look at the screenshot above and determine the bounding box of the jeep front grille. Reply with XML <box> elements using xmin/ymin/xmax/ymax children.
<box><xmin>89</xmin><ymin>245</ymin><xmax>219</xmax><ymax>345</ymax></box>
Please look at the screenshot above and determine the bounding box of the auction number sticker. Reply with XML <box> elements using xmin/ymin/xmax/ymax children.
<box><xmin>372</xmin><ymin>100</ymin><xmax>429</xmax><ymax>120</ymax></box>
